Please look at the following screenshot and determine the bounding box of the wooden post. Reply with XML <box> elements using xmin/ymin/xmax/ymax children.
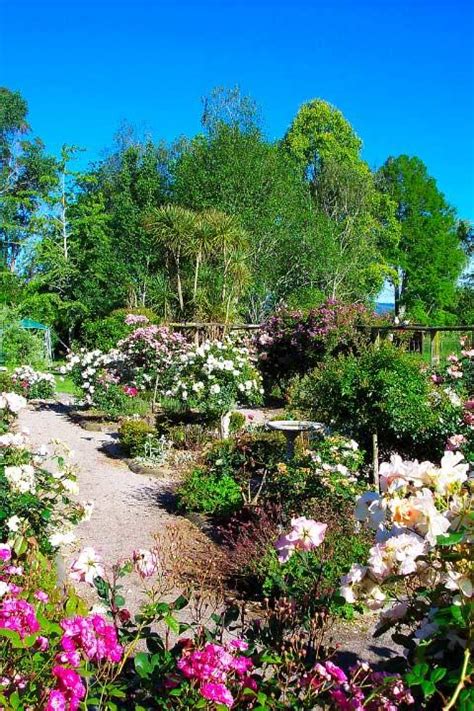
<box><xmin>372</xmin><ymin>432</ymin><xmax>379</xmax><ymax>491</ymax></box>
<box><xmin>430</xmin><ymin>330</ymin><xmax>440</xmax><ymax>366</ymax></box>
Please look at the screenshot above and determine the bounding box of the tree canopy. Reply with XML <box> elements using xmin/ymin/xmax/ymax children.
<box><xmin>0</xmin><ymin>86</ymin><xmax>469</xmax><ymax>340</ymax></box>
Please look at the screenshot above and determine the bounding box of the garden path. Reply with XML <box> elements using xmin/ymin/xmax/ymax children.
<box><xmin>18</xmin><ymin>399</ymin><xmax>217</xmax><ymax>615</ymax></box>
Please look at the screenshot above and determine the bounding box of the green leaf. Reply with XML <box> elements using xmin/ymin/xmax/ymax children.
<box><xmin>421</xmin><ymin>679</ymin><xmax>436</xmax><ymax>697</ymax></box>
<box><xmin>134</xmin><ymin>652</ymin><xmax>152</xmax><ymax>678</ymax></box>
<box><xmin>430</xmin><ymin>667</ymin><xmax>447</xmax><ymax>683</ymax></box>
<box><xmin>437</xmin><ymin>531</ymin><xmax>464</xmax><ymax>546</ymax></box>
<box><xmin>164</xmin><ymin>614</ymin><xmax>180</xmax><ymax>634</ymax></box>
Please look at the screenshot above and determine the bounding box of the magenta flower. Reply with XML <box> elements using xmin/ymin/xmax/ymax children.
<box><xmin>200</xmin><ymin>681</ymin><xmax>234</xmax><ymax>707</ymax></box>
<box><xmin>0</xmin><ymin>544</ymin><xmax>12</xmax><ymax>562</ymax></box>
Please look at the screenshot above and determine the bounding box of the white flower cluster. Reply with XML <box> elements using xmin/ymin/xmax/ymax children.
<box><xmin>4</xmin><ymin>464</ymin><xmax>36</xmax><ymax>494</ymax></box>
<box><xmin>0</xmin><ymin>388</ymin><xmax>93</xmax><ymax>549</ymax></box>
<box><xmin>66</xmin><ymin>348</ymin><xmax>122</xmax><ymax>403</ymax></box>
<box><xmin>0</xmin><ymin>391</ymin><xmax>27</xmax><ymax>415</ymax></box>
<box><xmin>163</xmin><ymin>339</ymin><xmax>264</xmax><ymax>414</ymax></box>
<box><xmin>12</xmin><ymin>365</ymin><xmax>55</xmax><ymax>389</ymax></box>
<box><xmin>341</xmin><ymin>450</ymin><xmax>473</xmax><ymax>615</ymax></box>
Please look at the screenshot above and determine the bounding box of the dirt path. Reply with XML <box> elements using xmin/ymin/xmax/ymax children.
<box><xmin>18</xmin><ymin>400</ymin><xmax>190</xmax><ymax>612</ymax></box>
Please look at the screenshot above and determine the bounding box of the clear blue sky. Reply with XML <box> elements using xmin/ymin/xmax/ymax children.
<box><xmin>1</xmin><ymin>0</ymin><xmax>473</xmax><ymax>223</ymax></box>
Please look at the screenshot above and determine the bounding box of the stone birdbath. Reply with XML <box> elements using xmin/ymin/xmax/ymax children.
<box><xmin>267</xmin><ymin>420</ymin><xmax>326</xmax><ymax>460</ymax></box>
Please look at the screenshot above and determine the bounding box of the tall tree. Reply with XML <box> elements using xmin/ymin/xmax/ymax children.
<box><xmin>377</xmin><ymin>155</ymin><xmax>466</xmax><ymax>320</ymax></box>
<box><xmin>284</xmin><ymin>99</ymin><xmax>399</xmax><ymax>302</ymax></box>
<box><xmin>0</xmin><ymin>87</ymin><xmax>57</xmax><ymax>270</ymax></box>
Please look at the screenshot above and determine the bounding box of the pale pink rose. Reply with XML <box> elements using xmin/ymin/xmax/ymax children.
<box><xmin>132</xmin><ymin>549</ymin><xmax>158</xmax><ymax>578</ymax></box>
<box><xmin>275</xmin><ymin>517</ymin><xmax>327</xmax><ymax>563</ymax></box>
<box><xmin>70</xmin><ymin>547</ymin><xmax>104</xmax><ymax>585</ymax></box>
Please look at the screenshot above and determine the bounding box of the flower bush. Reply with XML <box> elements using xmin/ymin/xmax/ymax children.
<box><xmin>430</xmin><ymin>345</ymin><xmax>474</xmax><ymax>463</ymax></box>
<box><xmin>340</xmin><ymin>450</ymin><xmax>473</xmax><ymax>708</ymax></box>
<box><xmin>255</xmin><ymin>299</ymin><xmax>370</xmax><ymax>392</ymax></box>
<box><xmin>290</xmin><ymin>342</ymin><xmax>461</xmax><ymax>460</ymax></box>
<box><xmin>161</xmin><ymin>339</ymin><xmax>264</xmax><ymax>419</ymax></box>
<box><xmin>0</xmin><ymin>395</ymin><xmax>87</xmax><ymax>553</ymax></box>
<box><xmin>11</xmin><ymin>365</ymin><xmax>56</xmax><ymax>400</ymax></box>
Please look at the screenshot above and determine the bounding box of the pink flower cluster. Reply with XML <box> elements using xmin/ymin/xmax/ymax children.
<box><xmin>46</xmin><ymin>666</ymin><xmax>86</xmax><ymax>711</ymax></box>
<box><xmin>123</xmin><ymin>385</ymin><xmax>138</xmax><ymax>397</ymax></box>
<box><xmin>58</xmin><ymin>614</ymin><xmax>123</xmax><ymax>666</ymax></box>
<box><xmin>0</xmin><ymin>597</ymin><xmax>40</xmax><ymax>638</ymax></box>
<box><xmin>303</xmin><ymin>660</ymin><xmax>414</xmax><ymax>710</ymax></box>
<box><xmin>124</xmin><ymin>313</ymin><xmax>150</xmax><ymax>326</ymax></box>
<box><xmin>177</xmin><ymin>639</ymin><xmax>255</xmax><ymax>708</ymax></box>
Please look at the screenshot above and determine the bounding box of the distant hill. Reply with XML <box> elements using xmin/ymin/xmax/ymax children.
<box><xmin>375</xmin><ymin>302</ymin><xmax>394</xmax><ymax>315</ymax></box>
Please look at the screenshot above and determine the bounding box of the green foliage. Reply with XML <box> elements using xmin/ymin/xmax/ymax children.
<box><xmin>290</xmin><ymin>342</ymin><xmax>458</xmax><ymax>459</ymax></box>
<box><xmin>118</xmin><ymin>418</ymin><xmax>156</xmax><ymax>457</ymax></box>
<box><xmin>176</xmin><ymin>466</ymin><xmax>242</xmax><ymax>517</ymax></box>
<box><xmin>82</xmin><ymin>307</ymin><xmax>157</xmax><ymax>351</ymax></box>
<box><xmin>377</xmin><ymin>155</ymin><xmax>466</xmax><ymax>320</ymax></box>
<box><xmin>1</xmin><ymin>322</ymin><xmax>46</xmax><ymax>368</ymax></box>
<box><xmin>229</xmin><ymin>411</ymin><xmax>246</xmax><ymax>433</ymax></box>
<box><xmin>91</xmin><ymin>383</ymin><xmax>148</xmax><ymax>420</ymax></box>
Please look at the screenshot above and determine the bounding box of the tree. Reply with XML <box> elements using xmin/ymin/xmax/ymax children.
<box><xmin>283</xmin><ymin>99</ymin><xmax>399</xmax><ymax>303</ymax></box>
<box><xmin>95</xmin><ymin>137</ymin><xmax>172</xmax><ymax>307</ymax></box>
<box><xmin>0</xmin><ymin>87</ymin><xmax>57</xmax><ymax>270</ymax></box>
<box><xmin>377</xmin><ymin>155</ymin><xmax>466</xmax><ymax>321</ymax></box>
<box><xmin>284</xmin><ymin>99</ymin><xmax>362</xmax><ymax>183</ymax></box>
<box><xmin>173</xmin><ymin>103</ymin><xmax>310</xmax><ymax>318</ymax></box>
<box><xmin>144</xmin><ymin>205</ymin><xmax>250</xmax><ymax>321</ymax></box>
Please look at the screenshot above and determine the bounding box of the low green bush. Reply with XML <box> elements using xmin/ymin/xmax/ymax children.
<box><xmin>290</xmin><ymin>342</ymin><xmax>458</xmax><ymax>460</ymax></box>
<box><xmin>92</xmin><ymin>384</ymin><xmax>149</xmax><ymax>420</ymax></box>
<box><xmin>118</xmin><ymin>418</ymin><xmax>156</xmax><ymax>457</ymax></box>
<box><xmin>0</xmin><ymin>371</ymin><xmax>14</xmax><ymax>391</ymax></box>
<box><xmin>2</xmin><ymin>322</ymin><xmax>47</xmax><ymax>368</ymax></box>
<box><xmin>176</xmin><ymin>467</ymin><xmax>242</xmax><ymax>518</ymax></box>
<box><xmin>158</xmin><ymin>422</ymin><xmax>211</xmax><ymax>450</ymax></box>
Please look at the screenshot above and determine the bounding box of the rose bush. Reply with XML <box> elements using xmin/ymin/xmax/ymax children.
<box><xmin>160</xmin><ymin>339</ymin><xmax>264</xmax><ymax>420</ymax></box>
<box><xmin>339</xmin><ymin>450</ymin><xmax>473</xmax><ymax>708</ymax></box>
<box><xmin>11</xmin><ymin>365</ymin><xmax>56</xmax><ymax>400</ymax></box>
<box><xmin>255</xmin><ymin>299</ymin><xmax>370</xmax><ymax>392</ymax></box>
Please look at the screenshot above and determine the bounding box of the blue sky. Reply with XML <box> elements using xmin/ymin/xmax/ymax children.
<box><xmin>1</xmin><ymin>0</ymin><xmax>473</xmax><ymax>228</ymax></box>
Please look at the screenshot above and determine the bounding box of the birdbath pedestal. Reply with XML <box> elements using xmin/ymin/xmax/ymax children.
<box><xmin>267</xmin><ymin>420</ymin><xmax>326</xmax><ymax>460</ymax></box>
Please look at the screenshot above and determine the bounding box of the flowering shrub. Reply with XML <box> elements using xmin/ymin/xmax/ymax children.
<box><xmin>161</xmin><ymin>339</ymin><xmax>264</xmax><ymax>419</ymax></box>
<box><xmin>255</xmin><ymin>299</ymin><xmax>370</xmax><ymax>390</ymax></box>
<box><xmin>11</xmin><ymin>365</ymin><xmax>56</xmax><ymax>400</ymax></box>
<box><xmin>116</xmin><ymin>322</ymin><xmax>187</xmax><ymax>390</ymax></box>
<box><xmin>0</xmin><ymin>395</ymin><xmax>87</xmax><ymax>553</ymax></box>
<box><xmin>341</xmin><ymin>450</ymin><xmax>473</xmax><ymax>708</ymax></box>
<box><xmin>431</xmin><ymin>345</ymin><xmax>474</xmax><ymax>463</ymax></box>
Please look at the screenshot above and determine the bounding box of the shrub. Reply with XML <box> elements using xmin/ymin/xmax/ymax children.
<box><xmin>176</xmin><ymin>467</ymin><xmax>242</xmax><ymax>518</ymax></box>
<box><xmin>290</xmin><ymin>342</ymin><xmax>457</xmax><ymax>460</ymax></box>
<box><xmin>118</xmin><ymin>419</ymin><xmax>156</xmax><ymax>457</ymax></box>
<box><xmin>157</xmin><ymin>421</ymin><xmax>211</xmax><ymax>450</ymax></box>
<box><xmin>11</xmin><ymin>365</ymin><xmax>56</xmax><ymax>400</ymax></box>
<box><xmin>81</xmin><ymin>307</ymin><xmax>158</xmax><ymax>351</ymax></box>
<box><xmin>255</xmin><ymin>299</ymin><xmax>371</xmax><ymax>392</ymax></box>
<box><xmin>0</xmin><ymin>371</ymin><xmax>13</xmax><ymax>391</ymax></box>
<box><xmin>2</xmin><ymin>322</ymin><xmax>47</xmax><ymax>368</ymax></box>
<box><xmin>161</xmin><ymin>339</ymin><xmax>264</xmax><ymax>419</ymax></box>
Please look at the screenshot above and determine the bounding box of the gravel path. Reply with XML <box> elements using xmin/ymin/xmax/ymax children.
<box><xmin>18</xmin><ymin>400</ymin><xmax>188</xmax><ymax>612</ymax></box>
